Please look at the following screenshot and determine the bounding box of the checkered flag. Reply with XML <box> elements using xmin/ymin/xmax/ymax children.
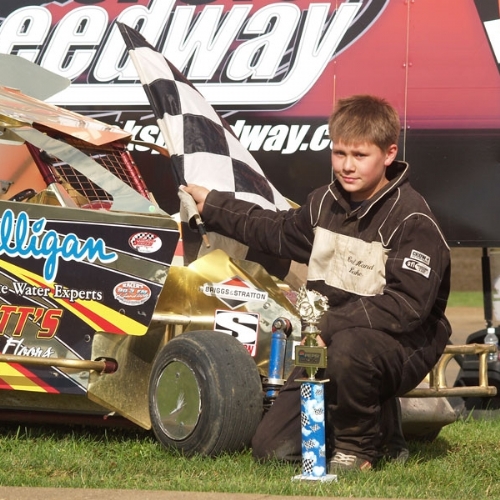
<box><xmin>129</xmin><ymin>233</ymin><xmax>156</xmax><ymax>244</ymax></box>
<box><xmin>118</xmin><ymin>23</ymin><xmax>293</xmax><ymax>278</ymax></box>
<box><xmin>301</xmin><ymin>384</ymin><xmax>313</xmax><ymax>400</ymax></box>
<box><xmin>302</xmin><ymin>458</ymin><xmax>314</xmax><ymax>475</ymax></box>
<box><xmin>301</xmin><ymin>412</ymin><xmax>310</xmax><ymax>428</ymax></box>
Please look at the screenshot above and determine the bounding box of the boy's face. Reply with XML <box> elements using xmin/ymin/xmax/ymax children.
<box><xmin>331</xmin><ymin>140</ymin><xmax>398</xmax><ymax>202</ymax></box>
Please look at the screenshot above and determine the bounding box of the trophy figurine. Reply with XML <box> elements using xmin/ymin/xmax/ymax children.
<box><xmin>294</xmin><ymin>286</ymin><xmax>329</xmax><ymax>379</ymax></box>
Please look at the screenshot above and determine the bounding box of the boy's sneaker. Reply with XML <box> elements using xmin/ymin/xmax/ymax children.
<box><xmin>328</xmin><ymin>452</ymin><xmax>372</xmax><ymax>474</ymax></box>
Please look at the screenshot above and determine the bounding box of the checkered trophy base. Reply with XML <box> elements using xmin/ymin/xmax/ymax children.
<box><xmin>292</xmin><ymin>287</ymin><xmax>337</xmax><ymax>483</ymax></box>
<box><xmin>292</xmin><ymin>380</ymin><xmax>337</xmax><ymax>482</ymax></box>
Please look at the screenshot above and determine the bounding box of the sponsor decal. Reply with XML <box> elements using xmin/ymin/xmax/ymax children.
<box><xmin>113</xmin><ymin>280</ymin><xmax>151</xmax><ymax>305</ymax></box>
<box><xmin>1</xmin><ymin>337</ymin><xmax>55</xmax><ymax>358</ymax></box>
<box><xmin>51</xmin><ymin>284</ymin><xmax>103</xmax><ymax>302</ymax></box>
<box><xmin>201</xmin><ymin>276</ymin><xmax>268</xmax><ymax>309</ymax></box>
<box><xmin>410</xmin><ymin>249</ymin><xmax>431</xmax><ymax>265</ymax></box>
<box><xmin>402</xmin><ymin>258</ymin><xmax>431</xmax><ymax>279</ymax></box>
<box><xmin>5</xmin><ymin>281</ymin><xmax>103</xmax><ymax>303</ymax></box>
<box><xmin>0</xmin><ymin>209</ymin><xmax>118</xmax><ymax>283</ymax></box>
<box><xmin>0</xmin><ymin>303</ymin><xmax>63</xmax><ymax>339</ymax></box>
<box><xmin>214</xmin><ymin>309</ymin><xmax>259</xmax><ymax>356</ymax></box>
<box><xmin>128</xmin><ymin>231</ymin><xmax>162</xmax><ymax>254</ymax></box>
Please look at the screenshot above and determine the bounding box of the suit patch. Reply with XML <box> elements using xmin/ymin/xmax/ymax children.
<box><xmin>402</xmin><ymin>258</ymin><xmax>431</xmax><ymax>278</ymax></box>
<box><xmin>410</xmin><ymin>249</ymin><xmax>430</xmax><ymax>265</ymax></box>
<box><xmin>308</xmin><ymin>228</ymin><xmax>387</xmax><ymax>296</ymax></box>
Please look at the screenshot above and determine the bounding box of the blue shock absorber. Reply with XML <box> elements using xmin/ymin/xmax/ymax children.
<box><xmin>265</xmin><ymin>318</ymin><xmax>291</xmax><ymax>401</ymax></box>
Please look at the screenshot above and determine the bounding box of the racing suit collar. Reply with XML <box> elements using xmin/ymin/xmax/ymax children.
<box><xmin>329</xmin><ymin>160</ymin><xmax>409</xmax><ymax>218</ymax></box>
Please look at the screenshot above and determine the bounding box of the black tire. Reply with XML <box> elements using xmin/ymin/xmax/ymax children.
<box><xmin>149</xmin><ymin>330</ymin><xmax>263</xmax><ymax>456</ymax></box>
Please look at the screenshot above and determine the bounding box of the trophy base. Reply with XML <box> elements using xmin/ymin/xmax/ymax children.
<box><xmin>295</xmin><ymin>378</ymin><xmax>330</xmax><ymax>384</ymax></box>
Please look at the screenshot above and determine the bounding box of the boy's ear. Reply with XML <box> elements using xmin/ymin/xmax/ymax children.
<box><xmin>384</xmin><ymin>144</ymin><xmax>398</xmax><ymax>166</ymax></box>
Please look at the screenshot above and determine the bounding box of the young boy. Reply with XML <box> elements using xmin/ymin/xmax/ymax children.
<box><xmin>183</xmin><ymin>94</ymin><xmax>451</xmax><ymax>473</ymax></box>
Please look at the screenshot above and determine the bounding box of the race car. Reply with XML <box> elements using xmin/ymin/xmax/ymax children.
<box><xmin>0</xmin><ymin>53</ymin><xmax>303</xmax><ymax>455</ymax></box>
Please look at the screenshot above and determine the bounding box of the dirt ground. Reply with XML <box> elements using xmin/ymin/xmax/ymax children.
<box><xmin>450</xmin><ymin>247</ymin><xmax>484</xmax><ymax>291</ymax></box>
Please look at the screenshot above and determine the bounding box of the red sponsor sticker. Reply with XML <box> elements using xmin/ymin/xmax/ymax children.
<box><xmin>128</xmin><ymin>232</ymin><xmax>162</xmax><ymax>254</ymax></box>
<box><xmin>113</xmin><ymin>281</ymin><xmax>151</xmax><ymax>306</ymax></box>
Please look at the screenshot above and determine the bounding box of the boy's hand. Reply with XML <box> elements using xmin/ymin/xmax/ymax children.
<box><xmin>300</xmin><ymin>335</ymin><xmax>327</xmax><ymax>347</ymax></box>
<box><xmin>181</xmin><ymin>184</ymin><xmax>210</xmax><ymax>214</ymax></box>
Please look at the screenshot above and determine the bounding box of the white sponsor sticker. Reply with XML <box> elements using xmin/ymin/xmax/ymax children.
<box><xmin>214</xmin><ymin>310</ymin><xmax>259</xmax><ymax>356</ymax></box>
<box><xmin>113</xmin><ymin>281</ymin><xmax>152</xmax><ymax>306</ymax></box>
<box><xmin>402</xmin><ymin>258</ymin><xmax>431</xmax><ymax>278</ymax></box>
<box><xmin>410</xmin><ymin>249</ymin><xmax>431</xmax><ymax>265</ymax></box>
<box><xmin>201</xmin><ymin>276</ymin><xmax>268</xmax><ymax>309</ymax></box>
<box><xmin>129</xmin><ymin>232</ymin><xmax>162</xmax><ymax>254</ymax></box>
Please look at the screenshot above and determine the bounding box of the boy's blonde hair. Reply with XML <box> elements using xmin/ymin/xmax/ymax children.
<box><xmin>328</xmin><ymin>95</ymin><xmax>400</xmax><ymax>151</ymax></box>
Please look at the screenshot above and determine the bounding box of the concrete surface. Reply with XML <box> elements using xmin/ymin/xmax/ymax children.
<box><xmin>0</xmin><ymin>488</ymin><xmax>441</xmax><ymax>500</ymax></box>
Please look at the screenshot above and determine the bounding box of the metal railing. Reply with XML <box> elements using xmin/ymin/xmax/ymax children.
<box><xmin>405</xmin><ymin>344</ymin><xmax>497</xmax><ymax>397</ymax></box>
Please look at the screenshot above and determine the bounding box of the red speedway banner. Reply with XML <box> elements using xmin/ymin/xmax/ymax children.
<box><xmin>1</xmin><ymin>0</ymin><xmax>499</xmax><ymax>244</ymax></box>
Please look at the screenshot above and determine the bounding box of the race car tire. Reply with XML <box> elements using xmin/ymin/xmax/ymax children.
<box><xmin>149</xmin><ymin>330</ymin><xmax>263</xmax><ymax>456</ymax></box>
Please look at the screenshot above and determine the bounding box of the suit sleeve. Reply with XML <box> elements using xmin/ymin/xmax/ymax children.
<box><xmin>202</xmin><ymin>190</ymin><xmax>317</xmax><ymax>264</ymax></box>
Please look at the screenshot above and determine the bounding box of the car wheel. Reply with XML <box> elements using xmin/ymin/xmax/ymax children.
<box><xmin>149</xmin><ymin>330</ymin><xmax>263</xmax><ymax>456</ymax></box>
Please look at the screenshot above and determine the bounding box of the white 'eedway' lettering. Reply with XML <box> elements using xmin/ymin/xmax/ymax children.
<box><xmin>0</xmin><ymin>0</ymin><xmax>363</xmax><ymax>107</ymax></box>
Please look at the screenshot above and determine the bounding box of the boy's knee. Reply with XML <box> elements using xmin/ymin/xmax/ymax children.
<box><xmin>328</xmin><ymin>329</ymin><xmax>359</xmax><ymax>366</ymax></box>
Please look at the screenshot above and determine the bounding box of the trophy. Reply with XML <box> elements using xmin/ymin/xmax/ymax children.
<box><xmin>292</xmin><ymin>285</ymin><xmax>337</xmax><ymax>482</ymax></box>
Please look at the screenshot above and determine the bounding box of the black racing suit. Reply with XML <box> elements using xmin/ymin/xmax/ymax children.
<box><xmin>201</xmin><ymin>160</ymin><xmax>451</xmax><ymax>463</ymax></box>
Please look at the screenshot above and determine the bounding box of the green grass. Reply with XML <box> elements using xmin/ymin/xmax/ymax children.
<box><xmin>0</xmin><ymin>289</ymin><xmax>492</xmax><ymax>496</ymax></box>
<box><xmin>448</xmin><ymin>291</ymin><xmax>484</xmax><ymax>308</ymax></box>
<box><xmin>1</xmin><ymin>415</ymin><xmax>499</xmax><ymax>498</ymax></box>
